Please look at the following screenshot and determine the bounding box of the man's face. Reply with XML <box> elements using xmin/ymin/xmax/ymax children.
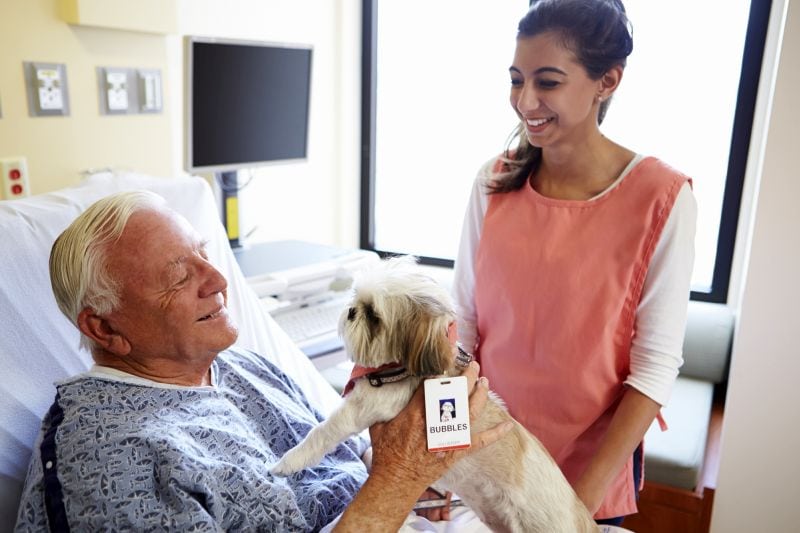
<box><xmin>103</xmin><ymin>207</ymin><xmax>239</xmax><ymax>368</ymax></box>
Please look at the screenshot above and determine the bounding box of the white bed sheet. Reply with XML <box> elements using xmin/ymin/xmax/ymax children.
<box><xmin>0</xmin><ymin>172</ymin><xmax>341</xmax><ymax>530</ymax></box>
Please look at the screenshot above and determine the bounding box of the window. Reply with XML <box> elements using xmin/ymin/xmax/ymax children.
<box><xmin>361</xmin><ymin>0</ymin><xmax>772</xmax><ymax>303</ymax></box>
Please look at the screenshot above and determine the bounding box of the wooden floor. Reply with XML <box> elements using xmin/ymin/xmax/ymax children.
<box><xmin>621</xmin><ymin>399</ymin><xmax>724</xmax><ymax>533</ymax></box>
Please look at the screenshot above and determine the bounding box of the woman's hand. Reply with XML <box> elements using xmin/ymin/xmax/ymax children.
<box><xmin>414</xmin><ymin>488</ymin><xmax>453</xmax><ymax>522</ymax></box>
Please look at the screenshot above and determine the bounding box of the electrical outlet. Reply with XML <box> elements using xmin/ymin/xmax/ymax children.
<box><xmin>24</xmin><ymin>62</ymin><xmax>70</xmax><ymax>117</ymax></box>
<box><xmin>105</xmin><ymin>70</ymin><xmax>129</xmax><ymax>111</ymax></box>
<box><xmin>0</xmin><ymin>157</ymin><xmax>30</xmax><ymax>200</ymax></box>
<box><xmin>98</xmin><ymin>67</ymin><xmax>138</xmax><ymax>115</ymax></box>
<box><xmin>36</xmin><ymin>67</ymin><xmax>63</xmax><ymax>110</ymax></box>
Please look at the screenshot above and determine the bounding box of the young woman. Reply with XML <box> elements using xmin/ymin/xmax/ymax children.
<box><xmin>453</xmin><ymin>0</ymin><xmax>697</xmax><ymax>525</ymax></box>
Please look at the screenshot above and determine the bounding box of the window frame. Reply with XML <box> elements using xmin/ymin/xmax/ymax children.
<box><xmin>360</xmin><ymin>0</ymin><xmax>774</xmax><ymax>303</ymax></box>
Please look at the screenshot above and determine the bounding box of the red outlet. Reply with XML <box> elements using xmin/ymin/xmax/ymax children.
<box><xmin>1</xmin><ymin>157</ymin><xmax>30</xmax><ymax>199</ymax></box>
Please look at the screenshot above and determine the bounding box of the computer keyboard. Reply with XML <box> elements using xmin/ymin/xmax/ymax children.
<box><xmin>270</xmin><ymin>297</ymin><xmax>349</xmax><ymax>345</ymax></box>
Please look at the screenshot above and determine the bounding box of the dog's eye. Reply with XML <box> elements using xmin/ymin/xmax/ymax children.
<box><xmin>347</xmin><ymin>307</ymin><xmax>356</xmax><ymax>321</ymax></box>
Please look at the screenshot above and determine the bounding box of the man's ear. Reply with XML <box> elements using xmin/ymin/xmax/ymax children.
<box><xmin>77</xmin><ymin>308</ymin><xmax>131</xmax><ymax>356</ymax></box>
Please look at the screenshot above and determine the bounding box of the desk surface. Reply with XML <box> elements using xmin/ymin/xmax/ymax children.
<box><xmin>233</xmin><ymin>240</ymin><xmax>359</xmax><ymax>278</ymax></box>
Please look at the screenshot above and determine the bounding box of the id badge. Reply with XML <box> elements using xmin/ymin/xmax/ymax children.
<box><xmin>424</xmin><ymin>376</ymin><xmax>471</xmax><ymax>452</ymax></box>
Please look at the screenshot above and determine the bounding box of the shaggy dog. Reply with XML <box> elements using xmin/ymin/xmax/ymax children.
<box><xmin>271</xmin><ymin>257</ymin><xmax>599</xmax><ymax>532</ymax></box>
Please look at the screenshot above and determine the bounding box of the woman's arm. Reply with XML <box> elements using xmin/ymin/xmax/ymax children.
<box><xmin>573</xmin><ymin>387</ymin><xmax>660</xmax><ymax>514</ymax></box>
<box><xmin>334</xmin><ymin>362</ymin><xmax>512</xmax><ymax>532</ymax></box>
<box><xmin>453</xmin><ymin>159</ymin><xmax>493</xmax><ymax>353</ymax></box>
<box><xmin>625</xmin><ymin>183</ymin><xmax>697</xmax><ymax>405</ymax></box>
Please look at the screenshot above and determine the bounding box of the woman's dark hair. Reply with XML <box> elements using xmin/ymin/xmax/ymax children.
<box><xmin>490</xmin><ymin>0</ymin><xmax>633</xmax><ymax>193</ymax></box>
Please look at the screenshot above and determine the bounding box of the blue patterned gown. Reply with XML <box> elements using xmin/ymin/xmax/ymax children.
<box><xmin>15</xmin><ymin>348</ymin><xmax>368</xmax><ymax>532</ymax></box>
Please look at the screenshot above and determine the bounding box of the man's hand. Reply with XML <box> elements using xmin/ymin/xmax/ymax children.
<box><xmin>334</xmin><ymin>361</ymin><xmax>512</xmax><ymax>532</ymax></box>
<box><xmin>368</xmin><ymin>361</ymin><xmax>512</xmax><ymax>503</ymax></box>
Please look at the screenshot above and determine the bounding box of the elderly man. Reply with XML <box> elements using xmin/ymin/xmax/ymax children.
<box><xmin>15</xmin><ymin>191</ymin><xmax>508</xmax><ymax>532</ymax></box>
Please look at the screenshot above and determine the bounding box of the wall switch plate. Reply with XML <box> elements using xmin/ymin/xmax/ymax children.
<box><xmin>0</xmin><ymin>157</ymin><xmax>31</xmax><ymax>200</ymax></box>
<box><xmin>137</xmin><ymin>69</ymin><xmax>162</xmax><ymax>113</ymax></box>
<box><xmin>23</xmin><ymin>62</ymin><xmax>70</xmax><ymax>117</ymax></box>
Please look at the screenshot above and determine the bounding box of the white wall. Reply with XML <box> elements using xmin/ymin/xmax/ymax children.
<box><xmin>171</xmin><ymin>0</ymin><xmax>362</xmax><ymax>249</ymax></box>
<box><xmin>711</xmin><ymin>0</ymin><xmax>800</xmax><ymax>530</ymax></box>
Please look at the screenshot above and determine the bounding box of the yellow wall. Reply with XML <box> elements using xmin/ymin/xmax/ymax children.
<box><xmin>0</xmin><ymin>0</ymin><xmax>362</xmax><ymax>248</ymax></box>
<box><xmin>0</xmin><ymin>0</ymin><xmax>173</xmax><ymax>194</ymax></box>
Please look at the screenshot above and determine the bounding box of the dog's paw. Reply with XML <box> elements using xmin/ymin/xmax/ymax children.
<box><xmin>269</xmin><ymin>460</ymin><xmax>293</xmax><ymax>477</ymax></box>
<box><xmin>269</xmin><ymin>448</ymin><xmax>310</xmax><ymax>477</ymax></box>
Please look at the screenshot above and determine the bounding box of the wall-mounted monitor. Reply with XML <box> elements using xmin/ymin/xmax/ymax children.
<box><xmin>185</xmin><ymin>36</ymin><xmax>313</xmax><ymax>173</ymax></box>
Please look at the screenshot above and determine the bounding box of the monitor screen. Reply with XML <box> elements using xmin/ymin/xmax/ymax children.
<box><xmin>185</xmin><ymin>37</ymin><xmax>313</xmax><ymax>172</ymax></box>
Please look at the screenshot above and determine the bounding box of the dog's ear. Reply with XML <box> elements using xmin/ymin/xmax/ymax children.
<box><xmin>405</xmin><ymin>313</ymin><xmax>452</xmax><ymax>376</ymax></box>
<box><xmin>342</xmin><ymin>300</ymin><xmax>385</xmax><ymax>366</ymax></box>
<box><xmin>344</xmin><ymin>301</ymin><xmax>382</xmax><ymax>339</ymax></box>
<box><xmin>351</xmin><ymin>301</ymin><xmax>381</xmax><ymax>341</ymax></box>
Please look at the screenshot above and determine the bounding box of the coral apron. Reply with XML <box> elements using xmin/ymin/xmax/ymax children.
<box><xmin>474</xmin><ymin>156</ymin><xmax>687</xmax><ymax>518</ymax></box>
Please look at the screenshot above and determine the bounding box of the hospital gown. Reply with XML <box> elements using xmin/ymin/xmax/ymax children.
<box><xmin>15</xmin><ymin>347</ymin><xmax>368</xmax><ymax>532</ymax></box>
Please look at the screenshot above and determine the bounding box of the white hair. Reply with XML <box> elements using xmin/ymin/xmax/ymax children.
<box><xmin>49</xmin><ymin>190</ymin><xmax>166</xmax><ymax>351</ymax></box>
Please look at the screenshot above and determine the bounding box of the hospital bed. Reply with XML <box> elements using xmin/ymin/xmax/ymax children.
<box><xmin>0</xmin><ymin>172</ymin><xmax>342</xmax><ymax>530</ymax></box>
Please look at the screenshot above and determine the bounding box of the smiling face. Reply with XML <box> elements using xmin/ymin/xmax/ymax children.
<box><xmin>509</xmin><ymin>31</ymin><xmax>608</xmax><ymax>150</ymax></box>
<box><xmin>96</xmin><ymin>207</ymin><xmax>238</xmax><ymax>382</ymax></box>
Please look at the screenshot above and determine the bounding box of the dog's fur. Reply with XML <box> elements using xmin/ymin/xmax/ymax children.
<box><xmin>270</xmin><ymin>257</ymin><xmax>597</xmax><ymax>532</ymax></box>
